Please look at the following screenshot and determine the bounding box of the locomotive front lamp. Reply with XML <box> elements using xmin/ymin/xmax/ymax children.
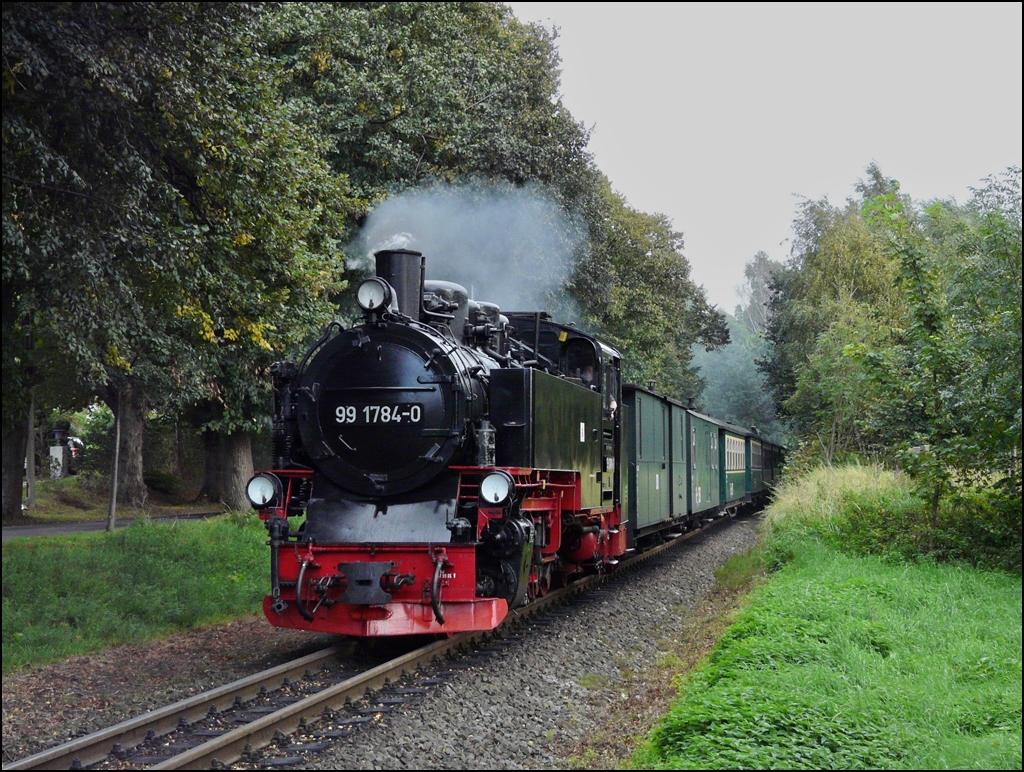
<box><xmin>356</xmin><ymin>278</ymin><xmax>394</xmax><ymax>313</ymax></box>
<box><xmin>479</xmin><ymin>470</ymin><xmax>515</xmax><ymax>505</ymax></box>
<box><xmin>247</xmin><ymin>473</ymin><xmax>283</xmax><ymax>508</ymax></box>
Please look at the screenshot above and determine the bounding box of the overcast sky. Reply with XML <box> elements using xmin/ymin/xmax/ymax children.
<box><xmin>508</xmin><ymin>2</ymin><xmax>1023</xmax><ymax>310</ymax></box>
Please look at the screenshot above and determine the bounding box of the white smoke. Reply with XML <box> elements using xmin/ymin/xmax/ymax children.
<box><xmin>349</xmin><ymin>181</ymin><xmax>586</xmax><ymax>317</ymax></box>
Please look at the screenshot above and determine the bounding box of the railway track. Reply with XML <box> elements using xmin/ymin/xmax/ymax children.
<box><xmin>3</xmin><ymin>513</ymin><xmax>740</xmax><ymax>771</ymax></box>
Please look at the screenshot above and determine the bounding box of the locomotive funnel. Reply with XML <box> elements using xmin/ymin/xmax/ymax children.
<box><xmin>375</xmin><ymin>249</ymin><xmax>424</xmax><ymax>320</ymax></box>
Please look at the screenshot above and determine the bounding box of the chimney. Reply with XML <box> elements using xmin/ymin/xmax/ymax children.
<box><xmin>374</xmin><ymin>249</ymin><xmax>424</xmax><ymax>320</ymax></box>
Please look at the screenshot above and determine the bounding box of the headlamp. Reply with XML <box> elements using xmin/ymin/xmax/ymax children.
<box><xmin>479</xmin><ymin>470</ymin><xmax>515</xmax><ymax>505</ymax></box>
<box><xmin>356</xmin><ymin>278</ymin><xmax>394</xmax><ymax>313</ymax></box>
<box><xmin>246</xmin><ymin>473</ymin><xmax>283</xmax><ymax>508</ymax></box>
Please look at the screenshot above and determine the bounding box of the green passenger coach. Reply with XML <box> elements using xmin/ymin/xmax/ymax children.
<box><xmin>622</xmin><ymin>385</ymin><xmax>784</xmax><ymax>550</ymax></box>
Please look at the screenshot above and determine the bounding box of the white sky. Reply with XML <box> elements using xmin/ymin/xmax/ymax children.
<box><xmin>508</xmin><ymin>2</ymin><xmax>1023</xmax><ymax>310</ymax></box>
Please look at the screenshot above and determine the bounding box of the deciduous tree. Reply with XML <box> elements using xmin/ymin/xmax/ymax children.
<box><xmin>3</xmin><ymin>2</ymin><xmax>350</xmax><ymax>519</ymax></box>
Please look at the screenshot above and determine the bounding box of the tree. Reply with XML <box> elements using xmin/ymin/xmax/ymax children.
<box><xmin>761</xmin><ymin>163</ymin><xmax>1020</xmax><ymax>522</ymax></box>
<box><xmin>692</xmin><ymin>315</ymin><xmax>787</xmax><ymax>442</ymax></box>
<box><xmin>734</xmin><ymin>251</ymin><xmax>783</xmax><ymax>336</ymax></box>
<box><xmin>953</xmin><ymin>170</ymin><xmax>1022</xmax><ymax>496</ymax></box>
<box><xmin>267</xmin><ymin>3</ymin><xmax>727</xmax><ymax>398</ymax></box>
<box><xmin>760</xmin><ymin>168</ymin><xmax>906</xmax><ymax>452</ymax></box>
<box><xmin>862</xmin><ymin>168</ymin><xmax>1022</xmax><ymax>509</ymax></box>
<box><xmin>269</xmin><ymin>2</ymin><xmax>596</xmax><ymax>220</ymax></box>
<box><xmin>3</xmin><ymin>2</ymin><xmax>351</xmax><ymax>519</ymax></box>
<box><xmin>580</xmin><ymin>180</ymin><xmax>729</xmax><ymax>398</ymax></box>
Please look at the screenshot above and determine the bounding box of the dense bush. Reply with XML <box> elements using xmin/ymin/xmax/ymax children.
<box><xmin>764</xmin><ymin>464</ymin><xmax>1022</xmax><ymax>574</ymax></box>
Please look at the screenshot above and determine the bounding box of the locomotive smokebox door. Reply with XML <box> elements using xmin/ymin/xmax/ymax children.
<box><xmin>295</xmin><ymin>323</ymin><xmax>471</xmax><ymax>498</ymax></box>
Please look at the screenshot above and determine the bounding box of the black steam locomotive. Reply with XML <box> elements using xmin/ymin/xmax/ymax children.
<box><xmin>248</xmin><ymin>249</ymin><xmax>783</xmax><ymax>636</ymax></box>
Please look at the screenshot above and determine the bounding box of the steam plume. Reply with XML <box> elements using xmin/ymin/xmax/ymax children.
<box><xmin>349</xmin><ymin>181</ymin><xmax>585</xmax><ymax>316</ymax></box>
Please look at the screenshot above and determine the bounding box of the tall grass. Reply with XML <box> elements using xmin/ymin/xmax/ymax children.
<box><xmin>764</xmin><ymin>463</ymin><xmax>1022</xmax><ymax>573</ymax></box>
<box><xmin>2</xmin><ymin>515</ymin><xmax>268</xmax><ymax>674</ymax></box>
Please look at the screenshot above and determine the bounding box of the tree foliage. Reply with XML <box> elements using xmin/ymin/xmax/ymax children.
<box><xmin>579</xmin><ymin>180</ymin><xmax>729</xmax><ymax>397</ymax></box>
<box><xmin>269</xmin><ymin>2</ymin><xmax>595</xmax><ymax>222</ymax></box>
<box><xmin>762</xmin><ymin>163</ymin><xmax>1021</xmax><ymax>513</ymax></box>
<box><xmin>3</xmin><ymin>1</ymin><xmax>730</xmax><ymax>516</ymax></box>
<box><xmin>269</xmin><ymin>2</ymin><xmax>726</xmax><ymax>395</ymax></box>
<box><xmin>3</xmin><ymin>2</ymin><xmax>350</xmax><ymax>513</ymax></box>
<box><xmin>861</xmin><ymin>169</ymin><xmax>1022</xmax><ymax>506</ymax></box>
<box><xmin>734</xmin><ymin>250</ymin><xmax>782</xmax><ymax>337</ymax></box>
<box><xmin>761</xmin><ymin>165</ymin><xmax>906</xmax><ymax>459</ymax></box>
<box><xmin>692</xmin><ymin>315</ymin><xmax>786</xmax><ymax>442</ymax></box>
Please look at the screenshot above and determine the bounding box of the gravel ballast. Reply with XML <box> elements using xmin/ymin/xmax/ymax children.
<box><xmin>309</xmin><ymin>515</ymin><xmax>762</xmax><ymax>770</ymax></box>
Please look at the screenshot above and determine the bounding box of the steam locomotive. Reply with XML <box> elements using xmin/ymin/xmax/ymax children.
<box><xmin>248</xmin><ymin>249</ymin><xmax>783</xmax><ymax>636</ymax></box>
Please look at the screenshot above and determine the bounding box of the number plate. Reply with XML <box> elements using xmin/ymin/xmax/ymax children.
<box><xmin>335</xmin><ymin>404</ymin><xmax>423</xmax><ymax>425</ymax></box>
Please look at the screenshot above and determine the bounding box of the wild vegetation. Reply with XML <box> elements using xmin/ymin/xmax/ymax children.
<box><xmin>659</xmin><ymin>163</ymin><xmax>1021</xmax><ymax>767</ymax></box>
<box><xmin>3</xmin><ymin>2</ymin><xmax>727</xmax><ymax>522</ymax></box>
<box><xmin>762</xmin><ymin>165</ymin><xmax>1021</xmax><ymax>509</ymax></box>
<box><xmin>634</xmin><ymin>466</ymin><xmax>1022</xmax><ymax>770</ymax></box>
<box><xmin>702</xmin><ymin>164</ymin><xmax>1020</xmax><ymax>520</ymax></box>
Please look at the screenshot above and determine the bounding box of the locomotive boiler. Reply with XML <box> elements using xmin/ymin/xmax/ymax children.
<box><xmin>249</xmin><ymin>249</ymin><xmax>626</xmax><ymax>635</ymax></box>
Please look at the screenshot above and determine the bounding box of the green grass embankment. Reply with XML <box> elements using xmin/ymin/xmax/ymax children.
<box><xmin>2</xmin><ymin>515</ymin><xmax>269</xmax><ymax>674</ymax></box>
<box><xmin>635</xmin><ymin>465</ymin><xmax>1022</xmax><ymax>770</ymax></box>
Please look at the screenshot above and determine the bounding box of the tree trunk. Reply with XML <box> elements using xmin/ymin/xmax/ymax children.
<box><xmin>199</xmin><ymin>428</ymin><xmax>223</xmax><ymax>504</ymax></box>
<box><xmin>2</xmin><ymin>409</ymin><xmax>29</xmax><ymax>522</ymax></box>
<box><xmin>25</xmin><ymin>394</ymin><xmax>36</xmax><ymax>507</ymax></box>
<box><xmin>105</xmin><ymin>381</ymin><xmax>148</xmax><ymax>507</ymax></box>
<box><xmin>175</xmin><ymin>421</ymin><xmax>186</xmax><ymax>477</ymax></box>
<box><xmin>221</xmin><ymin>430</ymin><xmax>253</xmax><ymax>512</ymax></box>
<box><xmin>107</xmin><ymin>389</ymin><xmax>122</xmax><ymax>531</ymax></box>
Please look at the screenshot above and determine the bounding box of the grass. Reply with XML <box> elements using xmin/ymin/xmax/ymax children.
<box><xmin>2</xmin><ymin>514</ymin><xmax>270</xmax><ymax>674</ymax></box>
<box><xmin>634</xmin><ymin>464</ymin><xmax>1023</xmax><ymax>769</ymax></box>
<box><xmin>713</xmin><ymin>545</ymin><xmax>767</xmax><ymax>590</ymax></box>
<box><xmin>635</xmin><ymin>544</ymin><xmax>1022</xmax><ymax>769</ymax></box>
<box><xmin>579</xmin><ymin>674</ymin><xmax>610</xmax><ymax>691</ymax></box>
<box><xmin>14</xmin><ymin>473</ymin><xmax>220</xmax><ymax>524</ymax></box>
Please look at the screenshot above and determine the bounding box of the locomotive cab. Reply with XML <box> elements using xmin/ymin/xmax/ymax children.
<box><xmin>503</xmin><ymin>313</ymin><xmax>621</xmax><ymax>407</ymax></box>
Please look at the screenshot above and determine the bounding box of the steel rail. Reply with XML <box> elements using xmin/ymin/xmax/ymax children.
<box><xmin>1</xmin><ymin>646</ymin><xmax>346</xmax><ymax>771</ymax></box>
<box><xmin>3</xmin><ymin>511</ymin><xmax>741</xmax><ymax>771</ymax></box>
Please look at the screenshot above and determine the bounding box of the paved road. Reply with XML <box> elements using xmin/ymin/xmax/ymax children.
<box><xmin>2</xmin><ymin>512</ymin><xmax>223</xmax><ymax>542</ymax></box>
